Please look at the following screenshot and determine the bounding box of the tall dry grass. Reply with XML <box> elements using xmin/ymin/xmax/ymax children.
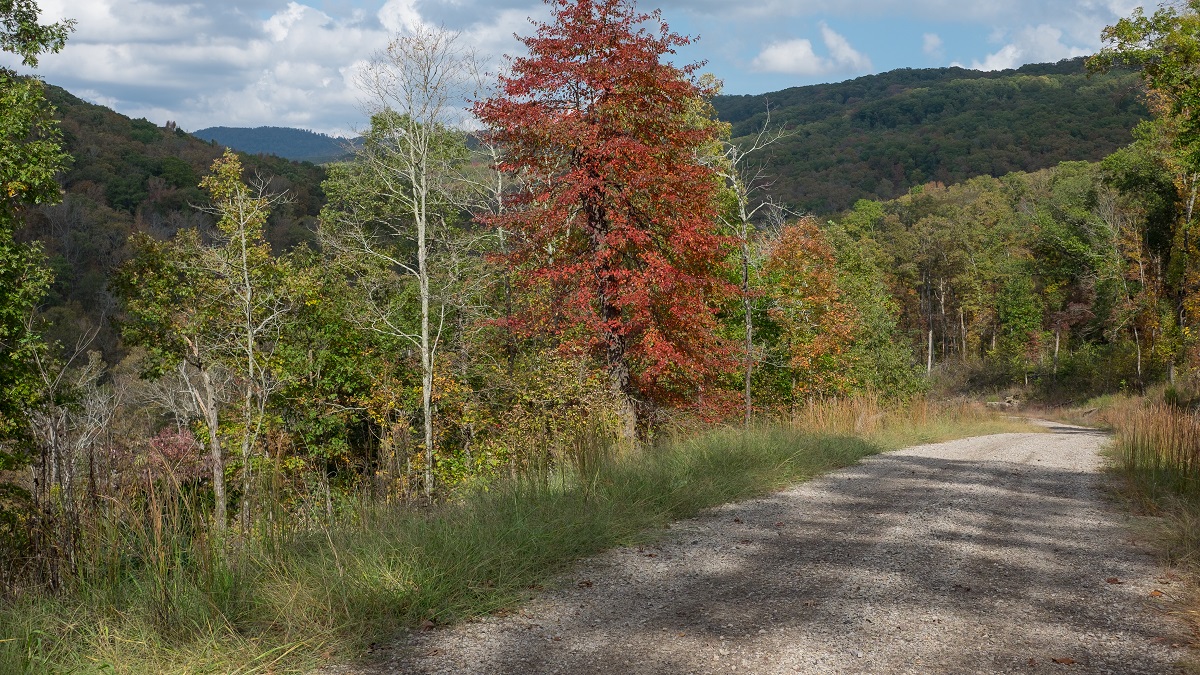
<box><xmin>788</xmin><ymin>394</ymin><xmax>1035</xmax><ymax>447</ymax></box>
<box><xmin>1116</xmin><ymin>403</ymin><xmax>1200</xmax><ymax>490</ymax></box>
<box><xmin>1094</xmin><ymin>400</ymin><xmax>1200</xmax><ymax>585</ymax></box>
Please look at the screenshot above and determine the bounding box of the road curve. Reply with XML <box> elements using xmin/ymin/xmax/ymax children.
<box><xmin>334</xmin><ymin>424</ymin><xmax>1192</xmax><ymax>674</ymax></box>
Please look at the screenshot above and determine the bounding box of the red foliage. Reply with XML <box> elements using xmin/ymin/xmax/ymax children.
<box><xmin>147</xmin><ymin>427</ymin><xmax>209</xmax><ymax>482</ymax></box>
<box><xmin>475</xmin><ymin>0</ymin><xmax>735</xmax><ymax>412</ymax></box>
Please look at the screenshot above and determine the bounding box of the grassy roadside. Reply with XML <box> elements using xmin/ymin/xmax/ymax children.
<box><xmin>1055</xmin><ymin>394</ymin><xmax>1200</xmax><ymax>668</ymax></box>
<box><xmin>0</xmin><ymin>402</ymin><xmax>1036</xmax><ymax>674</ymax></box>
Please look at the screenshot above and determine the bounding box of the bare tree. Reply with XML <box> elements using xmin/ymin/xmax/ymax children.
<box><xmin>321</xmin><ymin>25</ymin><xmax>480</xmax><ymax>500</ymax></box>
<box><xmin>711</xmin><ymin>107</ymin><xmax>796</xmax><ymax>425</ymax></box>
<box><xmin>26</xmin><ymin>320</ymin><xmax>119</xmax><ymax>582</ymax></box>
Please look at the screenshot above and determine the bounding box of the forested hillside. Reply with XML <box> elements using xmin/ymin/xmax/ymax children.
<box><xmin>714</xmin><ymin>58</ymin><xmax>1149</xmax><ymax>213</ymax></box>
<box><xmin>185</xmin><ymin>59</ymin><xmax>1147</xmax><ymax>210</ymax></box>
<box><xmin>191</xmin><ymin>126</ymin><xmax>357</xmax><ymax>163</ymax></box>
<box><xmin>19</xmin><ymin>85</ymin><xmax>326</xmax><ymax>355</ymax></box>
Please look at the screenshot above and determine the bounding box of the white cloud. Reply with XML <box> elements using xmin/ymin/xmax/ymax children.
<box><xmin>752</xmin><ymin>38</ymin><xmax>826</xmax><ymax>76</ymax></box>
<box><xmin>379</xmin><ymin>0</ymin><xmax>426</xmax><ymax>35</ymax></box>
<box><xmin>0</xmin><ymin>0</ymin><xmax>528</xmax><ymax>135</ymax></box>
<box><xmin>752</xmin><ymin>23</ymin><xmax>871</xmax><ymax>76</ymax></box>
<box><xmin>661</xmin><ymin>0</ymin><xmax>1145</xmax><ymax>27</ymax></box>
<box><xmin>963</xmin><ymin>24</ymin><xmax>1090</xmax><ymax>71</ymax></box>
<box><xmin>263</xmin><ymin>2</ymin><xmax>309</xmax><ymax>42</ymax></box>
<box><xmin>35</xmin><ymin>0</ymin><xmax>205</xmax><ymax>43</ymax></box>
<box><xmin>923</xmin><ymin>32</ymin><xmax>943</xmax><ymax>57</ymax></box>
<box><xmin>820</xmin><ymin>23</ymin><xmax>871</xmax><ymax>71</ymax></box>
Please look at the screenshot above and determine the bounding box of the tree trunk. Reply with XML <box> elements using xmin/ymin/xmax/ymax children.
<box><xmin>1133</xmin><ymin>325</ymin><xmax>1143</xmax><ymax>388</ymax></box>
<box><xmin>927</xmin><ymin>329</ymin><xmax>934</xmax><ymax>375</ymax></box>
<box><xmin>585</xmin><ymin>186</ymin><xmax>637</xmax><ymax>441</ymax></box>
<box><xmin>959</xmin><ymin>308</ymin><xmax>967</xmax><ymax>360</ymax></box>
<box><xmin>199</xmin><ymin>367</ymin><xmax>226</xmax><ymax>535</ymax></box>
<box><xmin>419</xmin><ymin>197</ymin><xmax>435</xmax><ymax>501</ymax></box>
<box><xmin>742</xmin><ymin>236</ymin><xmax>753</xmax><ymax>427</ymax></box>
<box><xmin>1053</xmin><ymin>329</ymin><xmax>1060</xmax><ymax>381</ymax></box>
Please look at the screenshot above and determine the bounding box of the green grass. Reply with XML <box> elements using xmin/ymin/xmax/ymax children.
<box><xmin>0</xmin><ymin>410</ymin><xmax>1036</xmax><ymax>674</ymax></box>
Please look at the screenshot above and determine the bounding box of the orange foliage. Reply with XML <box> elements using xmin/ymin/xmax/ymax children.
<box><xmin>763</xmin><ymin>218</ymin><xmax>857</xmax><ymax>399</ymax></box>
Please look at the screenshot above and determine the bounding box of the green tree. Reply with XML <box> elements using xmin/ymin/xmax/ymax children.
<box><xmin>0</xmin><ymin>0</ymin><xmax>72</xmax><ymax>555</ymax></box>
<box><xmin>116</xmin><ymin>151</ymin><xmax>291</xmax><ymax>534</ymax></box>
<box><xmin>1090</xmin><ymin>2</ymin><xmax>1200</xmax><ymax>365</ymax></box>
<box><xmin>825</xmin><ymin>223</ymin><xmax>922</xmax><ymax>398</ymax></box>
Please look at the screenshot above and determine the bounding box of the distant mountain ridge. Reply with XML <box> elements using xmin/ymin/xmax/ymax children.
<box><xmin>711</xmin><ymin>58</ymin><xmax>1151</xmax><ymax>213</ymax></box>
<box><xmin>191</xmin><ymin>126</ymin><xmax>358</xmax><ymax>164</ymax></box>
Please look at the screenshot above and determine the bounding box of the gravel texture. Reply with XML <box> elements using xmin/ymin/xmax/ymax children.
<box><xmin>327</xmin><ymin>423</ymin><xmax>1193</xmax><ymax>674</ymax></box>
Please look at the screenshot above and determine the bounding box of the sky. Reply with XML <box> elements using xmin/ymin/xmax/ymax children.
<box><xmin>0</xmin><ymin>0</ymin><xmax>1149</xmax><ymax>137</ymax></box>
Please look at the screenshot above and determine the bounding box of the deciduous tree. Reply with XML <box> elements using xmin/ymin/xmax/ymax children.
<box><xmin>761</xmin><ymin>218</ymin><xmax>856</xmax><ymax>402</ymax></box>
<box><xmin>116</xmin><ymin>151</ymin><xmax>290</xmax><ymax>533</ymax></box>
<box><xmin>0</xmin><ymin>0</ymin><xmax>72</xmax><ymax>557</ymax></box>
<box><xmin>319</xmin><ymin>25</ymin><xmax>481</xmax><ymax>498</ymax></box>
<box><xmin>475</xmin><ymin>0</ymin><xmax>735</xmax><ymax>435</ymax></box>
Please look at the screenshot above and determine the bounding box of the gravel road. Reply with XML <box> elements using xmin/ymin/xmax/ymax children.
<box><xmin>333</xmin><ymin>424</ymin><xmax>1194</xmax><ymax>674</ymax></box>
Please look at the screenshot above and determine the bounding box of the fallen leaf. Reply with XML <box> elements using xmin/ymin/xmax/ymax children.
<box><xmin>420</xmin><ymin>619</ymin><xmax>436</xmax><ymax>631</ymax></box>
<box><xmin>739</xmin><ymin>539</ymin><xmax>752</xmax><ymax>545</ymax></box>
<box><xmin>1151</xmin><ymin>590</ymin><xmax>1165</xmax><ymax>597</ymax></box>
<box><xmin>1027</xmin><ymin>658</ymin><xmax>1038</xmax><ymax>666</ymax></box>
<box><xmin>1105</xmin><ymin>577</ymin><xmax>1123</xmax><ymax>584</ymax></box>
<box><xmin>577</xmin><ymin>579</ymin><xmax>593</xmax><ymax>588</ymax></box>
<box><xmin>774</xmin><ymin>521</ymin><xmax>784</xmax><ymax>527</ymax></box>
<box><xmin>643</xmin><ymin>553</ymin><xmax>657</xmax><ymax>558</ymax></box>
<box><xmin>552</xmin><ymin>636</ymin><xmax>561</xmax><ymax>642</ymax></box>
<box><xmin>1051</xmin><ymin>657</ymin><xmax>1076</xmax><ymax>665</ymax></box>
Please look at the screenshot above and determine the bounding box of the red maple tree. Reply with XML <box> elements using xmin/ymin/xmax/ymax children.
<box><xmin>474</xmin><ymin>0</ymin><xmax>735</xmax><ymax>431</ymax></box>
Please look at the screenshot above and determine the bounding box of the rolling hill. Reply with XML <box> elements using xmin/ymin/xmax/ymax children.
<box><xmin>191</xmin><ymin>126</ymin><xmax>357</xmax><ymax>164</ymax></box>
<box><xmin>711</xmin><ymin>58</ymin><xmax>1150</xmax><ymax>213</ymax></box>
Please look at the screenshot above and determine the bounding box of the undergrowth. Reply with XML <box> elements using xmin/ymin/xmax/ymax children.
<box><xmin>0</xmin><ymin>402</ymin><xmax>1033</xmax><ymax>674</ymax></box>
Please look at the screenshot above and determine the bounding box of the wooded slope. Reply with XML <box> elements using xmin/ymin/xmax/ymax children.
<box><xmin>713</xmin><ymin>58</ymin><xmax>1149</xmax><ymax>213</ymax></box>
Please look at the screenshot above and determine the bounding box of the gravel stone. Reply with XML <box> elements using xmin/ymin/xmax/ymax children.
<box><xmin>320</xmin><ymin>422</ymin><xmax>1192</xmax><ymax>674</ymax></box>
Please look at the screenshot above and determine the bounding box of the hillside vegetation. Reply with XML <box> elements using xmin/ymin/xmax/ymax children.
<box><xmin>713</xmin><ymin>58</ymin><xmax>1149</xmax><ymax>213</ymax></box>
<box><xmin>19</xmin><ymin>85</ymin><xmax>326</xmax><ymax>355</ymax></box>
